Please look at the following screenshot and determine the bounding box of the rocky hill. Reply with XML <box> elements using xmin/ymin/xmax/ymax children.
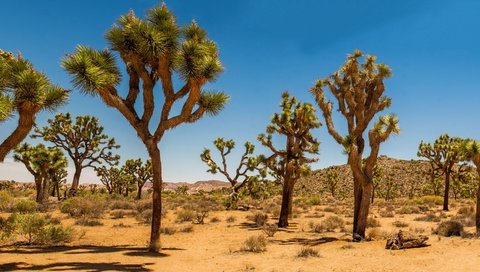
<box><xmin>296</xmin><ymin>156</ymin><xmax>433</xmax><ymax>198</ymax></box>
<box><xmin>145</xmin><ymin>180</ymin><xmax>230</xmax><ymax>193</ymax></box>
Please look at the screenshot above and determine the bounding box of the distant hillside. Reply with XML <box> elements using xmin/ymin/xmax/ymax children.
<box><xmin>145</xmin><ymin>180</ymin><xmax>230</xmax><ymax>193</ymax></box>
<box><xmin>296</xmin><ymin>156</ymin><xmax>432</xmax><ymax>198</ymax></box>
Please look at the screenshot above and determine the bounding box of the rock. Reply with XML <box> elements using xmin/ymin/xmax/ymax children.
<box><xmin>385</xmin><ymin>230</ymin><xmax>429</xmax><ymax>250</ymax></box>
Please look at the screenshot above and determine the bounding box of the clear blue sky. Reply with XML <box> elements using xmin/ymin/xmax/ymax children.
<box><xmin>1</xmin><ymin>0</ymin><xmax>479</xmax><ymax>183</ymax></box>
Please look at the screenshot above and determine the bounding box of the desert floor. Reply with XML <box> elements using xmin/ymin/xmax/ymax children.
<box><xmin>1</xmin><ymin>203</ymin><xmax>480</xmax><ymax>272</ymax></box>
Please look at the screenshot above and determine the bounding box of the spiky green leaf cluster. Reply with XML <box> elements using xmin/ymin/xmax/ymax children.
<box><xmin>0</xmin><ymin>49</ymin><xmax>69</xmax><ymax>122</ymax></box>
<box><xmin>258</xmin><ymin>92</ymin><xmax>321</xmax><ymax>181</ymax></box>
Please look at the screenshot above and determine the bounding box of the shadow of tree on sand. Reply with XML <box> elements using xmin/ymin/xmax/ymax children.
<box><xmin>270</xmin><ymin>236</ymin><xmax>339</xmax><ymax>246</ymax></box>
<box><xmin>0</xmin><ymin>245</ymin><xmax>185</xmax><ymax>271</ymax></box>
<box><xmin>0</xmin><ymin>261</ymin><xmax>155</xmax><ymax>271</ymax></box>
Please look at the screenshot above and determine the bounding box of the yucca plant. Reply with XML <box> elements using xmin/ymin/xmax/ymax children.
<box><xmin>62</xmin><ymin>4</ymin><xmax>228</xmax><ymax>252</ymax></box>
<box><xmin>461</xmin><ymin>139</ymin><xmax>480</xmax><ymax>234</ymax></box>
<box><xmin>311</xmin><ymin>50</ymin><xmax>399</xmax><ymax>240</ymax></box>
<box><xmin>0</xmin><ymin>49</ymin><xmax>69</xmax><ymax>161</ymax></box>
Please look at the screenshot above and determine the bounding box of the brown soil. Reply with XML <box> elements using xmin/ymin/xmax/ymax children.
<box><xmin>1</xmin><ymin>204</ymin><xmax>480</xmax><ymax>272</ymax></box>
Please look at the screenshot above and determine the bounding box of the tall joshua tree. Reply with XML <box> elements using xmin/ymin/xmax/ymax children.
<box><xmin>14</xmin><ymin>143</ymin><xmax>67</xmax><ymax>203</ymax></box>
<box><xmin>258</xmin><ymin>92</ymin><xmax>320</xmax><ymax>227</ymax></box>
<box><xmin>460</xmin><ymin>139</ymin><xmax>480</xmax><ymax>234</ymax></box>
<box><xmin>418</xmin><ymin>134</ymin><xmax>465</xmax><ymax>211</ymax></box>
<box><xmin>0</xmin><ymin>49</ymin><xmax>68</xmax><ymax>162</ymax></box>
<box><xmin>200</xmin><ymin>138</ymin><xmax>261</xmax><ymax>207</ymax></box>
<box><xmin>33</xmin><ymin>113</ymin><xmax>120</xmax><ymax>194</ymax></box>
<box><xmin>62</xmin><ymin>5</ymin><xmax>228</xmax><ymax>252</ymax></box>
<box><xmin>123</xmin><ymin>158</ymin><xmax>153</xmax><ymax>199</ymax></box>
<box><xmin>311</xmin><ymin>50</ymin><xmax>399</xmax><ymax>240</ymax></box>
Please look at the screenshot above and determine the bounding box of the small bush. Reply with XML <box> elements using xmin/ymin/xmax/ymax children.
<box><xmin>226</xmin><ymin>215</ymin><xmax>236</xmax><ymax>223</ymax></box>
<box><xmin>262</xmin><ymin>223</ymin><xmax>278</xmax><ymax>237</ymax></box>
<box><xmin>241</xmin><ymin>235</ymin><xmax>267</xmax><ymax>253</ymax></box>
<box><xmin>392</xmin><ymin>221</ymin><xmax>409</xmax><ymax>228</ymax></box>
<box><xmin>136</xmin><ymin>209</ymin><xmax>152</xmax><ymax>224</ymax></box>
<box><xmin>414</xmin><ymin>212</ymin><xmax>440</xmax><ymax>222</ymax></box>
<box><xmin>179</xmin><ymin>225</ymin><xmax>193</xmax><ymax>233</ymax></box>
<box><xmin>309</xmin><ymin>221</ymin><xmax>324</xmax><ymax>233</ymax></box>
<box><xmin>323</xmin><ymin>206</ymin><xmax>339</xmax><ymax>213</ymax></box>
<box><xmin>322</xmin><ymin>215</ymin><xmax>345</xmax><ymax>232</ymax></box>
<box><xmin>366</xmin><ymin>217</ymin><xmax>381</xmax><ymax>228</ymax></box>
<box><xmin>248</xmin><ymin>212</ymin><xmax>268</xmax><ymax>227</ymax></box>
<box><xmin>379</xmin><ymin>210</ymin><xmax>394</xmax><ymax>218</ymax></box>
<box><xmin>13</xmin><ymin>199</ymin><xmax>37</xmax><ymax>214</ymax></box>
<box><xmin>307</xmin><ymin>197</ymin><xmax>322</xmax><ymax>206</ymax></box>
<box><xmin>415</xmin><ymin>196</ymin><xmax>443</xmax><ymax>206</ymax></box>
<box><xmin>75</xmin><ymin>218</ymin><xmax>103</xmax><ymax>226</ymax></box>
<box><xmin>0</xmin><ymin>191</ymin><xmax>14</xmax><ymax>211</ymax></box>
<box><xmin>61</xmin><ymin>197</ymin><xmax>106</xmax><ymax>218</ymax></box>
<box><xmin>135</xmin><ymin>199</ymin><xmax>152</xmax><ymax>213</ymax></box>
<box><xmin>38</xmin><ymin>225</ymin><xmax>75</xmax><ymax>245</ymax></box>
<box><xmin>397</xmin><ymin>206</ymin><xmax>420</xmax><ymax>214</ymax></box>
<box><xmin>113</xmin><ymin>223</ymin><xmax>131</xmax><ymax>228</ymax></box>
<box><xmin>176</xmin><ymin>208</ymin><xmax>196</xmax><ymax>223</ymax></box>
<box><xmin>297</xmin><ymin>247</ymin><xmax>320</xmax><ymax>258</ymax></box>
<box><xmin>111</xmin><ymin>210</ymin><xmax>127</xmax><ymax>219</ymax></box>
<box><xmin>194</xmin><ymin>211</ymin><xmax>209</xmax><ymax>224</ymax></box>
<box><xmin>110</xmin><ymin>200</ymin><xmax>135</xmax><ymax>210</ymax></box>
<box><xmin>434</xmin><ymin>220</ymin><xmax>464</xmax><ymax>237</ymax></box>
<box><xmin>12</xmin><ymin>213</ymin><xmax>48</xmax><ymax>244</ymax></box>
<box><xmin>160</xmin><ymin>226</ymin><xmax>176</xmax><ymax>235</ymax></box>
<box><xmin>210</xmin><ymin>216</ymin><xmax>220</xmax><ymax>223</ymax></box>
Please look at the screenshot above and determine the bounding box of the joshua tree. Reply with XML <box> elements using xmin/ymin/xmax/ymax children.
<box><xmin>258</xmin><ymin>92</ymin><xmax>320</xmax><ymax>227</ymax></box>
<box><xmin>123</xmin><ymin>158</ymin><xmax>153</xmax><ymax>199</ymax></box>
<box><xmin>200</xmin><ymin>138</ymin><xmax>261</xmax><ymax>207</ymax></box>
<box><xmin>371</xmin><ymin>165</ymin><xmax>383</xmax><ymax>204</ymax></box>
<box><xmin>62</xmin><ymin>4</ymin><xmax>228</xmax><ymax>252</ymax></box>
<box><xmin>324</xmin><ymin>168</ymin><xmax>340</xmax><ymax>198</ymax></box>
<box><xmin>13</xmin><ymin>143</ymin><xmax>67</xmax><ymax>203</ymax></box>
<box><xmin>311</xmin><ymin>50</ymin><xmax>399</xmax><ymax>240</ymax></box>
<box><xmin>51</xmin><ymin>168</ymin><xmax>67</xmax><ymax>200</ymax></box>
<box><xmin>418</xmin><ymin>134</ymin><xmax>465</xmax><ymax>211</ymax></box>
<box><xmin>0</xmin><ymin>49</ymin><xmax>68</xmax><ymax>162</ymax></box>
<box><xmin>32</xmin><ymin>113</ymin><xmax>120</xmax><ymax>195</ymax></box>
<box><xmin>96</xmin><ymin>166</ymin><xmax>124</xmax><ymax>195</ymax></box>
<box><xmin>461</xmin><ymin>139</ymin><xmax>480</xmax><ymax>234</ymax></box>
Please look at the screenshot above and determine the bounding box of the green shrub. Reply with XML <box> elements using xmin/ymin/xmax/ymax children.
<box><xmin>75</xmin><ymin>218</ymin><xmax>103</xmax><ymax>226</ymax></box>
<box><xmin>38</xmin><ymin>225</ymin><xmax>75</xmax><ymax>245</ymax></box>
<box><xmin>61</xmin><ymin>197</ymin><xmax>106</xmax><ymax>218</ymax></box>
<box><xmin>13</xmin><ymin>199</ymin><xmax>37</xmax><ymax>213</ymax></box>
<box><xmin>248</xmin><ymin>212</ymin><xmax>268</xmax><ymax>227</ymax></box>
<box><xmin>435</xmin><ymin>220</ymin><xmax>464</xmax><ymax>237</ymax></box>
<box><xmin>241</xmin><ymin>235</ymin><xmax>267</xmax><ymax>253</ymax></box>
<box><xmin>110</xmin><ymin>200</ymin><xmax>135</xmax><ymax>210</ymax></box>
<box><xmin>414</xmin><ymin>196</ymin><xmax>443</xmax><ymax>206</ymax></box>
<box><xmin>0</xmin><ymin>191</ymin><xmax>14</xmax><ymax>211</ymax></box>
<box><xmin>322</xmin><ymin>215</ymin><xmax>345</xmax><ymax>232</ymax></box>
<box><xmin>176</xmin><ymin>208</ymin><xmax>196</xmax><ymax>223</ymax></box>
<box><xmin>160</xmin><ymin>226</ymin><xmax>176</xmax><ymax>235</ymax></box>
<box><xmin>135</xmin><ymin>209</ymin><xmax>152</xmax><ymax>224</ymax></box>
<box><xmin>397</xmin><ymin>206</ymin><xmax>420</xmax><ymax>214</ymax></box>
<box><xmin>297</xmin><ymin>247</ymin><xmax>320</xmax><ymax>258</ymax></box>
<box><xmin>307</xmin><ymin>197</ymin><xmax>322</xmax><ymax>206</ymax></box>
<box><xmin>366</xmin><ymin>217</ymin><xmax>381</xmax><ymax>228</ymax></box>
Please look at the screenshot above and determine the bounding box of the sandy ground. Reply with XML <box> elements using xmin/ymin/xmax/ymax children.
<box><xmin>1</xmin><ymin>204</ymin><xmax>480</xmax><ymax>272</ymax></box>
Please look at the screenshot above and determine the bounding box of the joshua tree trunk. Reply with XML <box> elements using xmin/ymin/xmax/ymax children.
<box><xmin>476</xmin><ymin>168</ymin><xmax>480</xmax><ymax>235</ymax></box>
<box><xmin>34</xmin><ymin>176</ymin><xmax>42</xmax><ymax>203</ymax></box>
<box><xmin>137</xmin><ymin>184</ymin><xmax>143</xmax><ymax>200</ymax></box>
<box><xmin>278</xmin><ymin>177</ymin><xmax>294</xmax><ymax>227</ymax></box>
<box><xmin>147</xmin><ymin>143</ymin><xmax>162</xmax><ymax>252</ymax></box>
<box><xmin>41</xmin><ymin>176</ymin><xmax>50</xmax><ymax>204</ymax></box>
<box><xmin>0</xmin><ymin>109</ymin><xmax>35</xmax><ymax>162</ymax></box>
<box><xmin>443</xmin><ymin>171</ymin><xmax>450</xmax><ymax>211</ymax></box>
<box><xmin>353</xmin><ymin>178</ymin><xmax>373</xmax><ymax>239</ymax></box>
<box><xmin>70</xmin><ymin>164</ymin><xmax>82</xmax><ymax>194</ymax></box>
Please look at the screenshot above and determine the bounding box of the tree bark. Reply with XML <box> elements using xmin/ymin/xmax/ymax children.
<box><xmin>137</xmin><ymin>184</ymin><xmax>143</xmax><ymax>200</ymax></box>
<box><xmin>34</xmin><ymin>176</ymin><xmax>42</xmax><ymax>203</ymax></box>
<box><xmin>278</xmin><ymin>177</ymin><xmax>293</xmax><ymax>228</ymax></box>
<box><xmin>147</xmin><ymin>144</ymin><xmax>162</xmax><ymax>252</ymax></box>
<box><xmin>443</xmin><ymin>171</ymin><xmax>450</xmax><ymax>211</ymax></box>
<box><xmin>70</xmin><ymin>165</ymin><xmax>82</xmax><ymax>194</ymax></box>
<box><xmin>41</xmin><ymin>176</ymin><xmax>50</xmax><ymax>204</ymax></box>
<box><xmin>352</xmin><ymin>175</ymin><xmax>373</xmax><ymax>241</ymax></box>
<box><xmin>0</xmin><ymin>109</ymin><xmax>35</xmax><ymax>162</ymax></box>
